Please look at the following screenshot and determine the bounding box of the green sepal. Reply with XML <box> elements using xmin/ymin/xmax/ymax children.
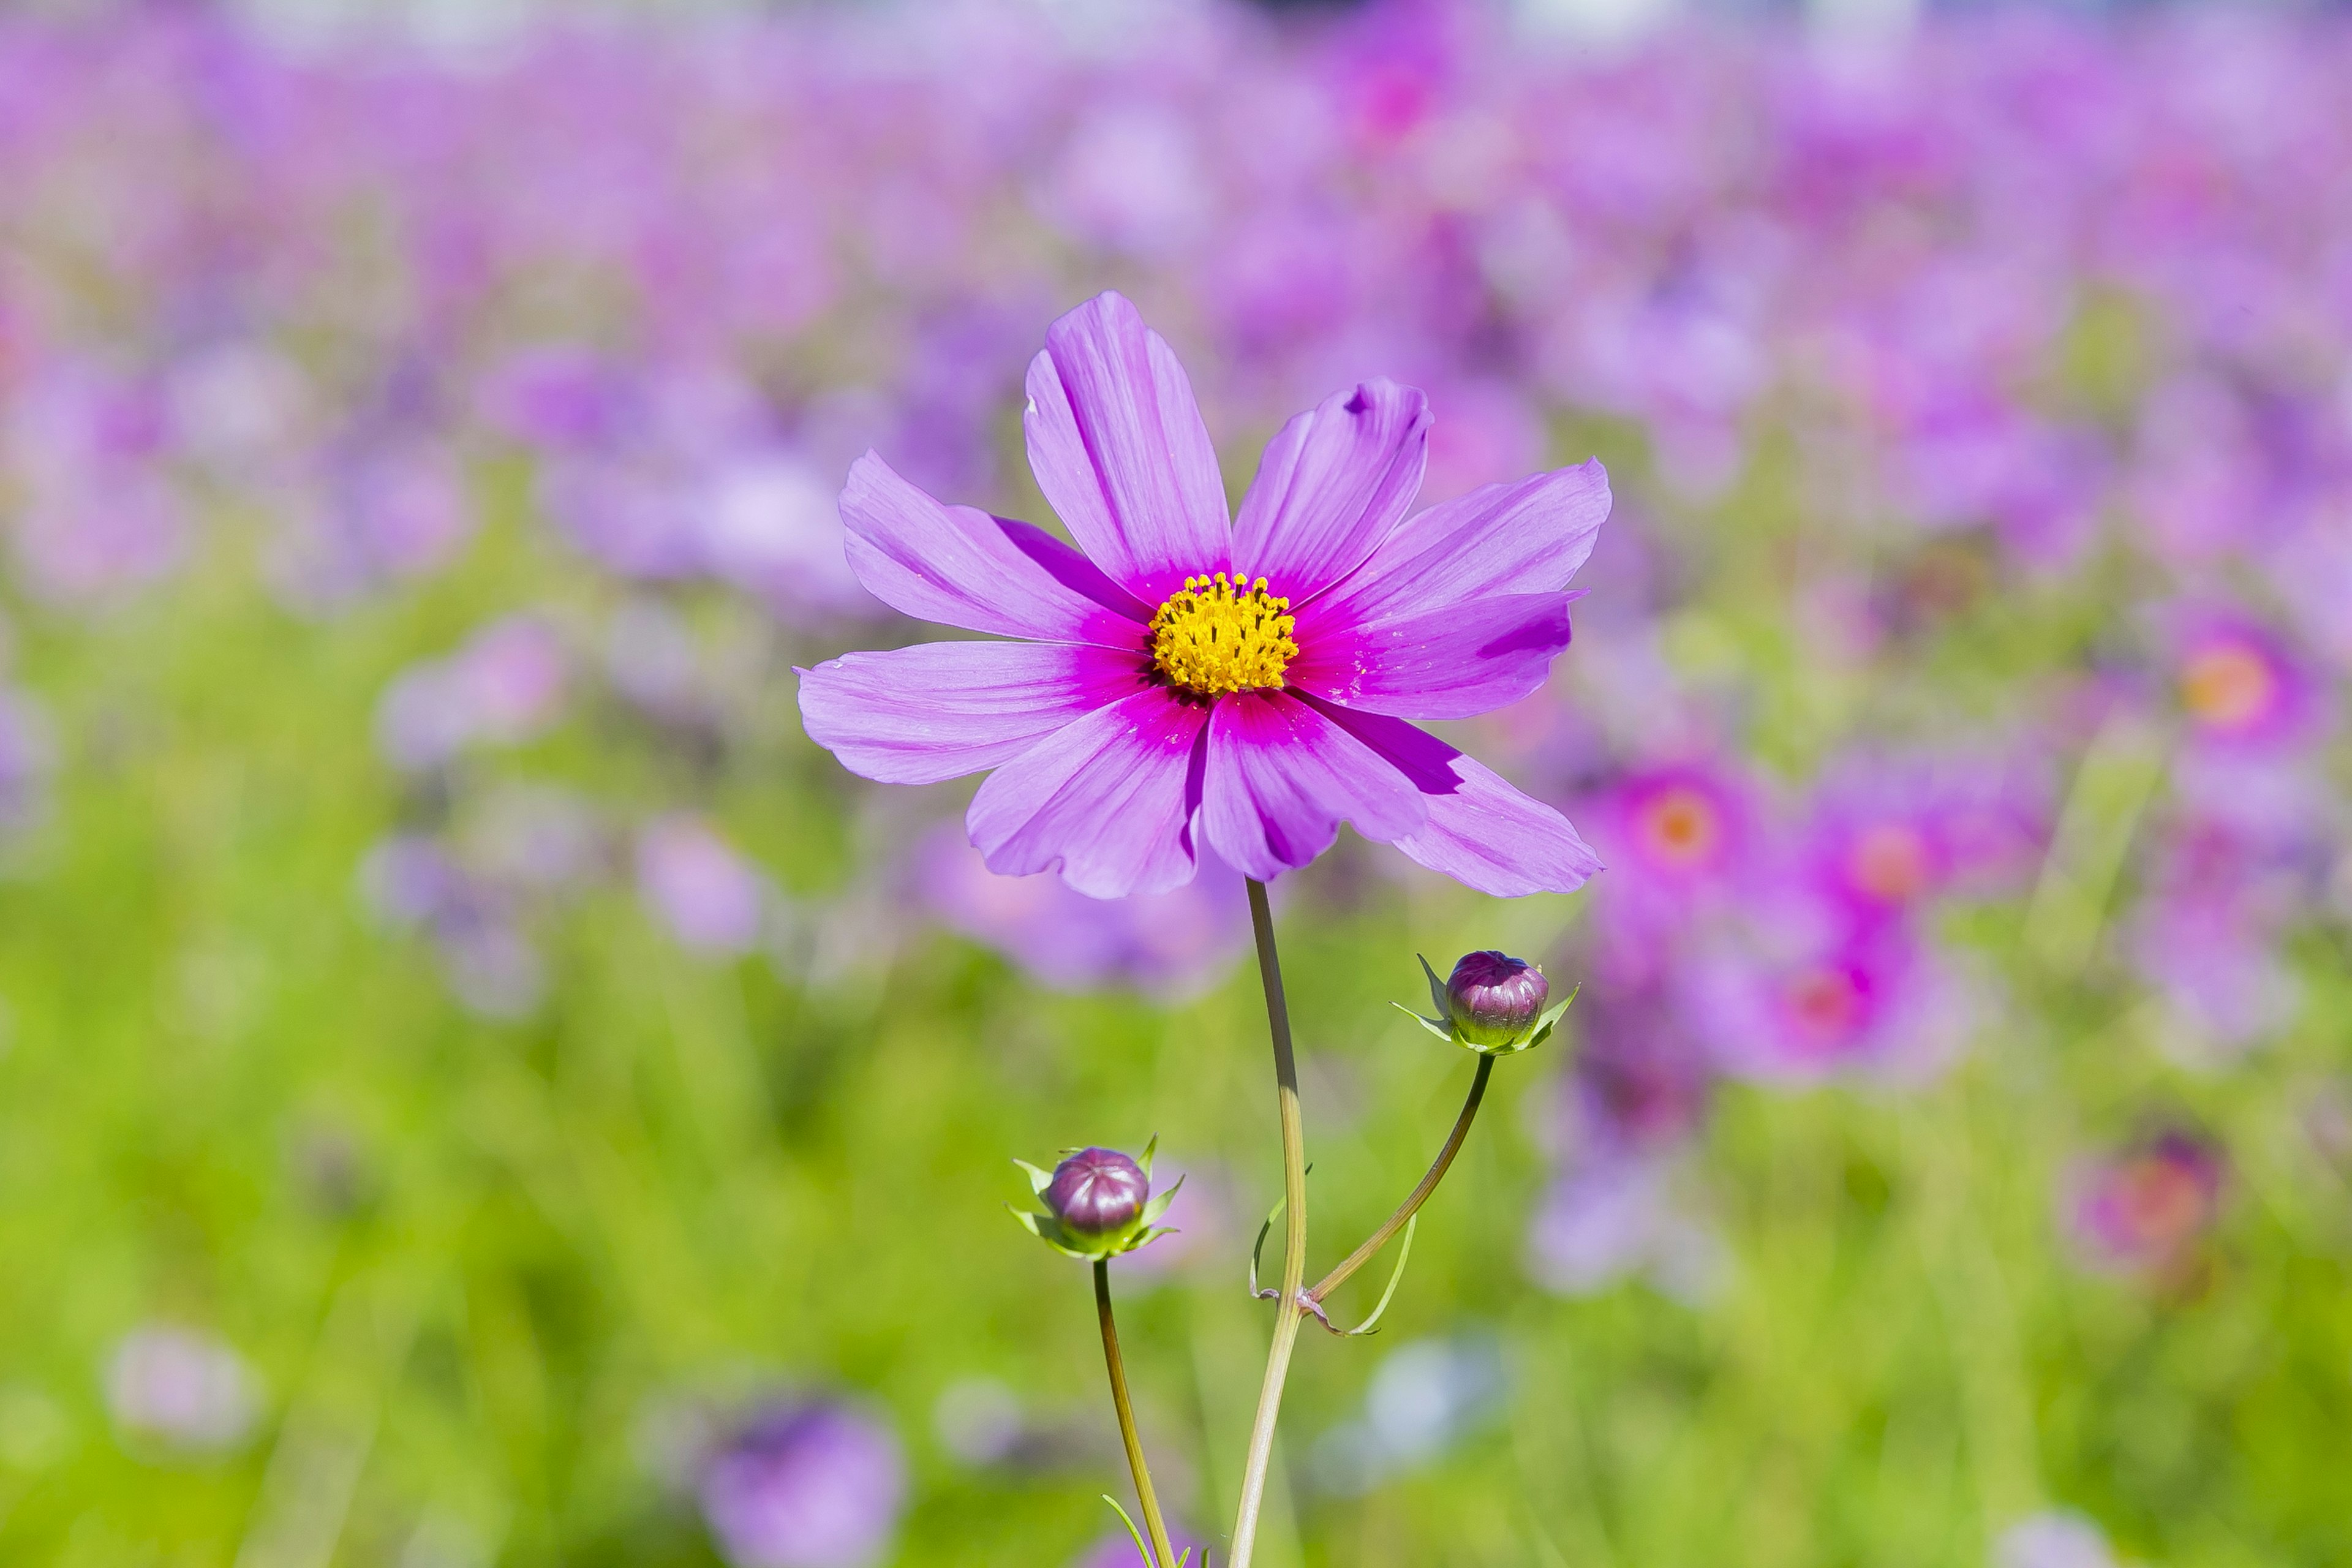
<box><xmin>1136</xmin><ymin>1134</ymin><xmax>1158</xmax><ymax>1182</ymax></box>
<box><xmin>1137</xmin><ymin>1172</ymin><xmax>1185</xmax><ymax>1229</ymax></box>
<box><xmin>1417</xmin><ymin>953</ymin><xmax>1452</xmax><ymax>1022</ymax></box>
<box><xmin>1012</xmin><ymin>1158</ymin><xmax>1055</xmax><ymax>1196</ymax></box>
<box><xmin>1392</xmin><ymin>1000</ymin><xmax>1455</xmax><ymax>1042</ymax></box>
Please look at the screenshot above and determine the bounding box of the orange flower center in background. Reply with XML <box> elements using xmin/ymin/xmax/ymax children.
<box><xmin>1150</xmin><ymin>574</ymin><xmax>1298</xmax><ymax>696</ymax></box>
<box><xmin>1635</xmin><ymin>785</ymin><xmax>1725</xmax><ymax>870</ymax></box>
<box><xmin>2180</xmin><ymin>641</ymin><xmax>2277</xmax><ymax>732</ymax></box>
<box><xmin>2114</xmin><ymin>1157</ymin><xmax>2213</xmax><ymax>1250</ymax></box>
<box><xmin>1847</xmin><ymin>821</ymin><xmax>1934</xmax><ymax>903</ymax></box>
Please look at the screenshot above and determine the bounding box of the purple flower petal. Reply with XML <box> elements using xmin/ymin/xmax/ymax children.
<box><xmin>1288</xmin><ymin>592</ymin><xmax>1572</xmax><ymax>720</ymax></box>
<box><xmin>840</xmin><ymin>452</ymin><xmax>1150</xmax><ymax>644</ymax></box>
<box><xmin>1023</xmin><ymin>292</ymin><xmax>1231</xmax><ymax>605</ymax></box>
<box><xmin>1232</xmin><ymin>379</ymin><xmax>1430</xmax><ymax>601</ymax></box>
<box><xmin>1299</xmin><ymin>461</ymin><xmax>1610</xmax><ymax>636</ymax></box>
<box><xmin>797</xmin><ymin>642</ymin><xmax>1145</xmax><ymax>785</ymax></box>
<box><xmin>1199</xmin><ymin>690</ymin><xmax>1428</xmax><ymax>881</ymax></box>
<box><xmin>1313</xmin><ymin>701</ymin><xmax>1602</xmax><ymax>896</ymax></box>
<box><xmin>966</xmin><ymin>687</ymin><xmax>1210</xmax><ymax>899</ymax></box>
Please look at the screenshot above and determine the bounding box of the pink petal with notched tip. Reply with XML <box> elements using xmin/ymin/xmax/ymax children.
<box><xmin>1022</xmin><ymin>292</ymin><xmax>1231</xmax><ymax>606</ymax></box>
<box><xmin>1299</xmin><ymin>460</ymin><xmax>1610</xmax><ymax>637</ymax></box>
<box><xmin>1232</xmin><ymin>379</ymin><xmax>1430</xmax><ymax>603</ymax></box>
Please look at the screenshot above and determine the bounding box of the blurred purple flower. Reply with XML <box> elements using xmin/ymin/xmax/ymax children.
<box><xmin>2164</xmin><ymin>606</ymin><xmax>2320</xmax><ymax>755</ymax></box>
<box><xmin>273</xmin><ymin>434</ymin><xmax>475</xmax><ymax>609</ymax></box>
<box><xmin>698</xmin><ymin>453</ymin><xmax>869</xmax><ymax>619</ymax></box>
<box><xmin>1527</xmin><ymin>1150</ymin><xmax>1726</xmax><ymax>1303</ymax></box>
<box><xmin>0</xmin><ymin>688</ymin><xmax>56</xmax><ymax>834</ymax></box>
<box><xmin>698</xmin><ymin>1400</ymin><xmax>905</xmax><ymax>1568</ymax></box>
<box><xmin>1581</xmin><ymin>756</ymin><xmax>1759</xmax><ymax>987</ymax></box>
<box><xmin>105</xmin><ymin>1325</ymin><xmax>259</xmax><ymax>1455</ymax></box>
<box><xmin>1994</xmin><ymin>1512</ymin><xmax>2119</xmax><ymax>1568</ymax></box>
<box><xmin>376</xmin><ymin>616</ymin><xmax>568</xmax><ymax>772</ymax></box>
<box><xmin>2067</xmin><ymin>1127</ymin><xmax>2226</xmax><ymax>1280</ymax></box>
<box><xmin>911</xmin><ymin>824</ymin><xmax>1248</xmax><ymax>998</ymax></box>
<box><xmin>1564</xmin><ymin>987</ymin><xmax>1714</xmax><ymax>1159</ymax></box>
<box><xmin>4</xmin><ymin>362</ymin><xmax>187</xmax><ymax>600</ymax></box>
<box><xmin>636</xmin><ymin>815</ymin><xmax>767</xmax><ymax>956</ymax></box>
<box><xmin>1689</xmin><ymin>911</ymin><xmax>1971</xmax><ymax>1084</ymax></box>
<box><xmin>1795</xmin><ymin>748</ymin><xmax>2048</xmax><ymax>927</ymax></box>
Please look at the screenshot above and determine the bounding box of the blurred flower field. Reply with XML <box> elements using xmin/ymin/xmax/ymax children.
<box><xmin>2</xmin><ymin>1</ymin><xmax>2351</xmax><ymax>1564</ymax></box>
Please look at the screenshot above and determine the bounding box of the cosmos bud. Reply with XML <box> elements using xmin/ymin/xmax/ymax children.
<box><xmin>1401</xmin><ymin>951</ymin><xmax>1574</xmax><ymax>1055</ymax></box>
<box><xmin>1045</xmin><ymin>1147</ymin><xmax>1150</xmax><ymax>1241</ymax></box>
<box><xmin>1011</xmin><ymin>1138</ymin><xmax>1183</xmax><ymax>1262</ymax></box>
<box><xmin>1445</xmin><ymin>951</ymin><xmax>1549</xmax><ymax>1047</ymax></box>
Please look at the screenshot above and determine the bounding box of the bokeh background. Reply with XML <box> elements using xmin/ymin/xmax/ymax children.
<box><xmin>2</xmin><ymin>0</ymin><xmax>2351</xmax><ymax>1564</ymax></box>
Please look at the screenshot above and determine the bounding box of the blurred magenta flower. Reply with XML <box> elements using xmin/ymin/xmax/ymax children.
<box><xmin>698</xmin><ymin>1400</ymin><xmax>905</xmax><ymax>1568</ymax></box>
<box><xmin>1691</xmin><ymin>915</ymin><xmax>1970</xmax><ymax>1084</ymax></box>
<box><xmin>2165</xmin><ymin>607</ymin><xmax>2320</xmax><ymax>755</ymax></box>
<box><xmin>799</xmin><ymin>292</ymin><xmax>1608</xmax><ymax>898</ymax></box>
<box><xmin>105</xmin><ymin>1325</ymin><xmax>258</xmax><ymax>1455</ymax></box>
<box><xmin>1563</xmin><ymin>988</ymin><xmax>1713</xmax><ymax>1159</ymax></box>
<box><xmin>2067</xmin><ymin>1128</ymin><xmax>2226</xmax><ymax>1280</ymax></box>
<box><xmin>636</xmin><ymin>815</ymin><xmax>767</xmax><ymax>956</ymax></box>
<box><xmin>1794</xmin><ymin>748</ymin><xmax>2048</xmax><ymax>926</ymax></box>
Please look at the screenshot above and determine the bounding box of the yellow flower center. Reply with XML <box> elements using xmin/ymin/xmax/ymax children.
<box><xmin>2180</xmin><ymin>641</ymin><xmax>2276</xmax><ymax>731</ymax></box>
<box><xmin>1149</xmin><ymin>573</ymin><xmax>1298</xmax><ymax>696</ymax></box>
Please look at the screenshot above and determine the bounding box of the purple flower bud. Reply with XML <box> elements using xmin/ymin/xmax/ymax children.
<box><xmin>1044</xmin><ymin>1147</ymin><xmax>1150</xmax><ymax>1241</ymax></box>
<box><xmin>1446</xmin><ymin>951</ymin><xmax>1549</xmax><ymax>1047</ymax></box>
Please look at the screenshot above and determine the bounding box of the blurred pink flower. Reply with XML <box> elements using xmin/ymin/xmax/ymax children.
<box><xmin>2067</xmin><ymin>1127</ymin><xmax>2226</xmax><ymax>1280</ymax></box>
<box><xmin>637</xmin><ymin>815</ymin><xmax>767</xmax><ymax>956</ymax></box>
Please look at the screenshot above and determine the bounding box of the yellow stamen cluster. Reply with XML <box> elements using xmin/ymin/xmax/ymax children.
<box><xmin>1149</xmin><ymin>573</ymin><xmax>1298</xmax><ymax>696</ymax></box>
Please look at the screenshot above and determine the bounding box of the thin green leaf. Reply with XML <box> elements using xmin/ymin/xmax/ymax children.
<box><xmin>1341</xmin><ymin>1212</ymin><xmax>1419</xmax><ymax>1336</ymax></box>
<box><xmin>1101</xmin><ymin>1495</ymin><xmax>1153</xmax><ymax>1567</ymax></box>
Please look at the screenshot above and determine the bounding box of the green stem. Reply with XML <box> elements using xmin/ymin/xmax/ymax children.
<box><xmin>1096</xmin><ymin>1260</ymin><xmax>1178</xmax><ymax>1568</ymax></box>
<box><xmin>1228</xmin><ymin>878</ymin><xmax>1307</xmax><ymax>1568</ymax></box>
<box><xmin>1308</xmin><ymin>1052</ymin><xmax>1494</xmax><ymax>1306</ymax></box>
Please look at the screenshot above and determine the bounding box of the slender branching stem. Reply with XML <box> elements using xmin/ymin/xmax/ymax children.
<box><xmin>1307</xmin><ymin>1052</ymin><xmax>1494</xmax><ymax>1306</ymax></box>
<box><xmin>1096</xmin><ymin>1259</ymin><xmax>1178</xmax><ymax>1567</ymax></box>
<box><xmin>1229</xmin><ymin>878</ymin><xmax>1306</xmax><ymax>1568</ymax></box>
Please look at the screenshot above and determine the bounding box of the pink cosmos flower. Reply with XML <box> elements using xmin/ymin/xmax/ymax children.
<box><xmin>2066</xmin><ymin>1128</ymin><xmax>2226</xmax><ymax>1280</ymax></box>
<box><xmin>798</xmin><ymin>293</ymin><xmax>1608</xmax><ymax>899</ymax></box>
<box><xmin>2165</xmin><ymin>606</ymin><xmax>2319</xmax><ymax>755</ymax></box>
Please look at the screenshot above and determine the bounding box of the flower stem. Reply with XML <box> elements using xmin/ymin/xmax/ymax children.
<box><xmin>1307</xmin><ymin>1052</ymin><xmax>1494</xmax><ymax>1306</ymax></box>
<box><xmin>1229</xmin><ymin>877</ymin><xmax>1308</xmax><ymax>1568</ymax></box>
<box><xmin>1095</xmin><ymin>1259</ymin><xmax>1178</xmax><ymax>1568</ymax></box>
